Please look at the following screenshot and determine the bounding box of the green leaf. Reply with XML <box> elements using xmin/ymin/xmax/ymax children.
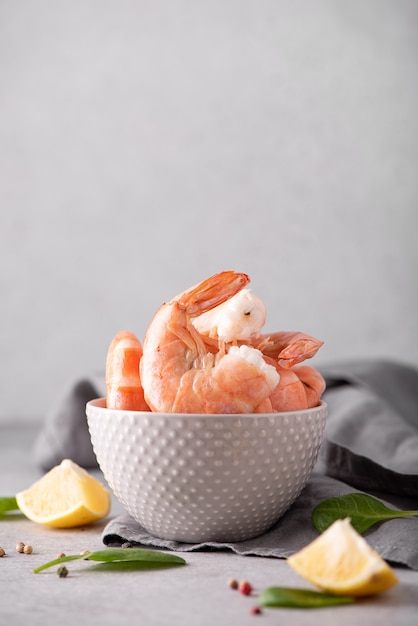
<box><xmin>0</xmin><ymin>496</ymin><xmax>20</xmax><ymax>517</ymax></box>
<box><xmin>33</xmin><ymin>548</ymin><xmax>186</xmax><ymax>573</ymax></box>
<box><xmin>88</xmin><ymin>560</ymin><xmax>185</xmax><ymax>572</ymax></box>
<box><xmin>312</xmin><ymin>493</ymin><xmax>418</xmax><ymax>534</ymax></box>
<box><xmin>259</xmin><ymin>587</ymin><xmax>354</xmax><ymax>609</ymax></box>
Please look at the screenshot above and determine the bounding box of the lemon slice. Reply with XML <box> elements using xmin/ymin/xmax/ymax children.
<box><xmin>287</xmin><ymin>518</ymin><xmax>399</xmax><ymax>596</ymax></box>
<box><xmin>16</xmin><ymin>459</ymin><xmax>111</xmax><ymax>528</ymax></box>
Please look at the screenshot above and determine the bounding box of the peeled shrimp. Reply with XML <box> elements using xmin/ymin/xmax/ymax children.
<box><xmin>106</xmin><ymin>330</ymin><xmax>149</xmax><ymax>411</ymax></box>
<box><xmin>140</xmin><ymin>271</ymin><xmax>280</xmax><ymax>414</ymax></box>
<box><xmin>190</xmin><ymin>286</ymin><xmax>325</xmax><ymax>410</ymax></box>
<box><xmin>293</xmin><ymin>364</ymin><xmax>326</xmax><ymax>408</ymax></box>
<box><xmin>265</xmin><ymin>360</ymin><xmax>325</xmax><ymax>411</ymax></box>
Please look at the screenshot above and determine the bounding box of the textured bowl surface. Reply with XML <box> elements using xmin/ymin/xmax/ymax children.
<box><xmin>86</xmin><ymin>399</ymin><xmax>327</xmax><ymax>543</ymax></box>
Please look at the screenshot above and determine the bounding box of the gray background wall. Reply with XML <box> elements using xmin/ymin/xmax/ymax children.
<box><xmin>1</xmin><ymin>0</ymin><xmax>417</xmax><ymax>422</ymax></box>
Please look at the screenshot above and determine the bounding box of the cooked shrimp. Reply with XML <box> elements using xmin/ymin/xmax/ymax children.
<box><xmin>292</xmin><ymin>364</ymin><xmax>326</xmax><ymax>408</ymax></box>
<box><xmin>140</xmin><ymin>271</ymin><xmax>280</xmax><ymax>413</ymax></box>
<box><xmin>263</xmin><ymin>359</ymin><xmax>307</xmax><ymax>411</ymax></box>
<box><xmin>106</xmin><ymin>330</ymin><xmax>149</xmax><ymax>411</ymax></box>
<box><xmin>189</xmin><ymin>284</ymin><xmax>325</xmax><ymax>410</ymax></box>
<box><xmin>266</xmin><ymin>360</ymin><xmax>325</xmax><ymax>411</ymax></box>
<box><xmin>191</xmin><ymin>290</ymin><xmax>323</xmax><ymax>368</ymax></box>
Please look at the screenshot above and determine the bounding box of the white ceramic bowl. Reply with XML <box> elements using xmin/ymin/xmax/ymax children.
<box><xmin>86</xmin><ymin>399</ymin><xmax>327</xmax><ymax>543</ymax></box>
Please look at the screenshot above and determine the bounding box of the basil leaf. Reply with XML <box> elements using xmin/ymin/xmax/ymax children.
<box><xmin>88</xmin><ymin>560</ymin><xmax>185</xmax><ymax>572</ymax></box>
<box><xmin>0</xmin><ymin>496</ymin><xmax>20</xmax><ymax>517</ymax></box>
<box><xmin>83</xmin><ymin>548</ymin><xmax>185</xmax><ymax>565</ymax></box>
<box><xmin>34</xmin><ymin>548</ymin><xmax>186</xmax><ymax>573</ymax></box>
<box><xmin>312</xmin><ymin>493</ymin><xmax>418</xmax><ymax>534</ymax></box>
<box><xmin>259</xmin><ymin>587</ymin><xmax>354</xmax><ymax>608</ymax></box>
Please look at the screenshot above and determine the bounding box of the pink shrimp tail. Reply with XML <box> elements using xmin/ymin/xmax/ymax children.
<box><xmin>176</xmin><ymin>271</ymin><xmax>250</xmax><ymax>315</ymax></box>
<box><xmin>257</xmin><ymin>331</ymin><xmax>323</xmax><ymax>369</ymax></box>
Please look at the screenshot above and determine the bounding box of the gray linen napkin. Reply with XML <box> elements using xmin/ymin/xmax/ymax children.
<box><xmin>33</xmin><ymin>372</ymin><xmax>105</xmax><ymax>470</ymax></box>
<box><xmin>32</xmin><ymin>359</ymin><xmax>418</xmax><ymax>569</ymax></box>
<box><xmin>102</xmin><ymin>474</ymin><xmax>418</xmax><ymax>570</ymax></box>
<box><xmin>316</xmin><ymin>360</ymin><xmax>418</xmax><ymax>497</ymax></box>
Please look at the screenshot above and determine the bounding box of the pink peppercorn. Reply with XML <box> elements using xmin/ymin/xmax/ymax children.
<box><xmin>238</xmin><ymin>580</ymin><xmax>253</xmax><ymax>596</ymax></box>
<box><xmin>250</xmin><ymin>606</ymin><xmax>262</xmax><ymax>615</ymax></box>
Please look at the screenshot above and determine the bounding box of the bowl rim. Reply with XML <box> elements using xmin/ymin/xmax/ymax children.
<box><xmin>86</xmin><ymin>397</ymin><xmax>327</xmax><ymax>419</ymax></box>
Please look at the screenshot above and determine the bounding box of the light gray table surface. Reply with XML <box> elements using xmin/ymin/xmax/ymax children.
<box><xmin>1</xmin><ymin>422</ymin><xmax>417</xmax><ymax>626</ymax></box>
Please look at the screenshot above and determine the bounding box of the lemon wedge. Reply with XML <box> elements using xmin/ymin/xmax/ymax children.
<box><xmin>16</xmin><ymin>459</ymin><xmax>111</xmax><ymax>528</ymax></box>
<box><xmin>287</xmin><ymin>518</ymin><xmax>399</xmax><ymax>596</ymax></box>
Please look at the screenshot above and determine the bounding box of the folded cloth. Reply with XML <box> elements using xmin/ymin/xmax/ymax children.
<box><xmin>33</xmin><ymin>372</ymin><xmax>105</xmax><ymax>470</ymax></box>
<box><xmin>316</xmin><ymin>359</ymin><xmax>418</xmax><ymax>498</ymax></box>
<box><xmin>32</xmin><ymin>359</ymin><xmax>418</xmax><ymax>568</ymax></box>
<box><xmin>102</xmin><ymin>474</ymin><xmax>418</xmax><ymax>570</ymax></box>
